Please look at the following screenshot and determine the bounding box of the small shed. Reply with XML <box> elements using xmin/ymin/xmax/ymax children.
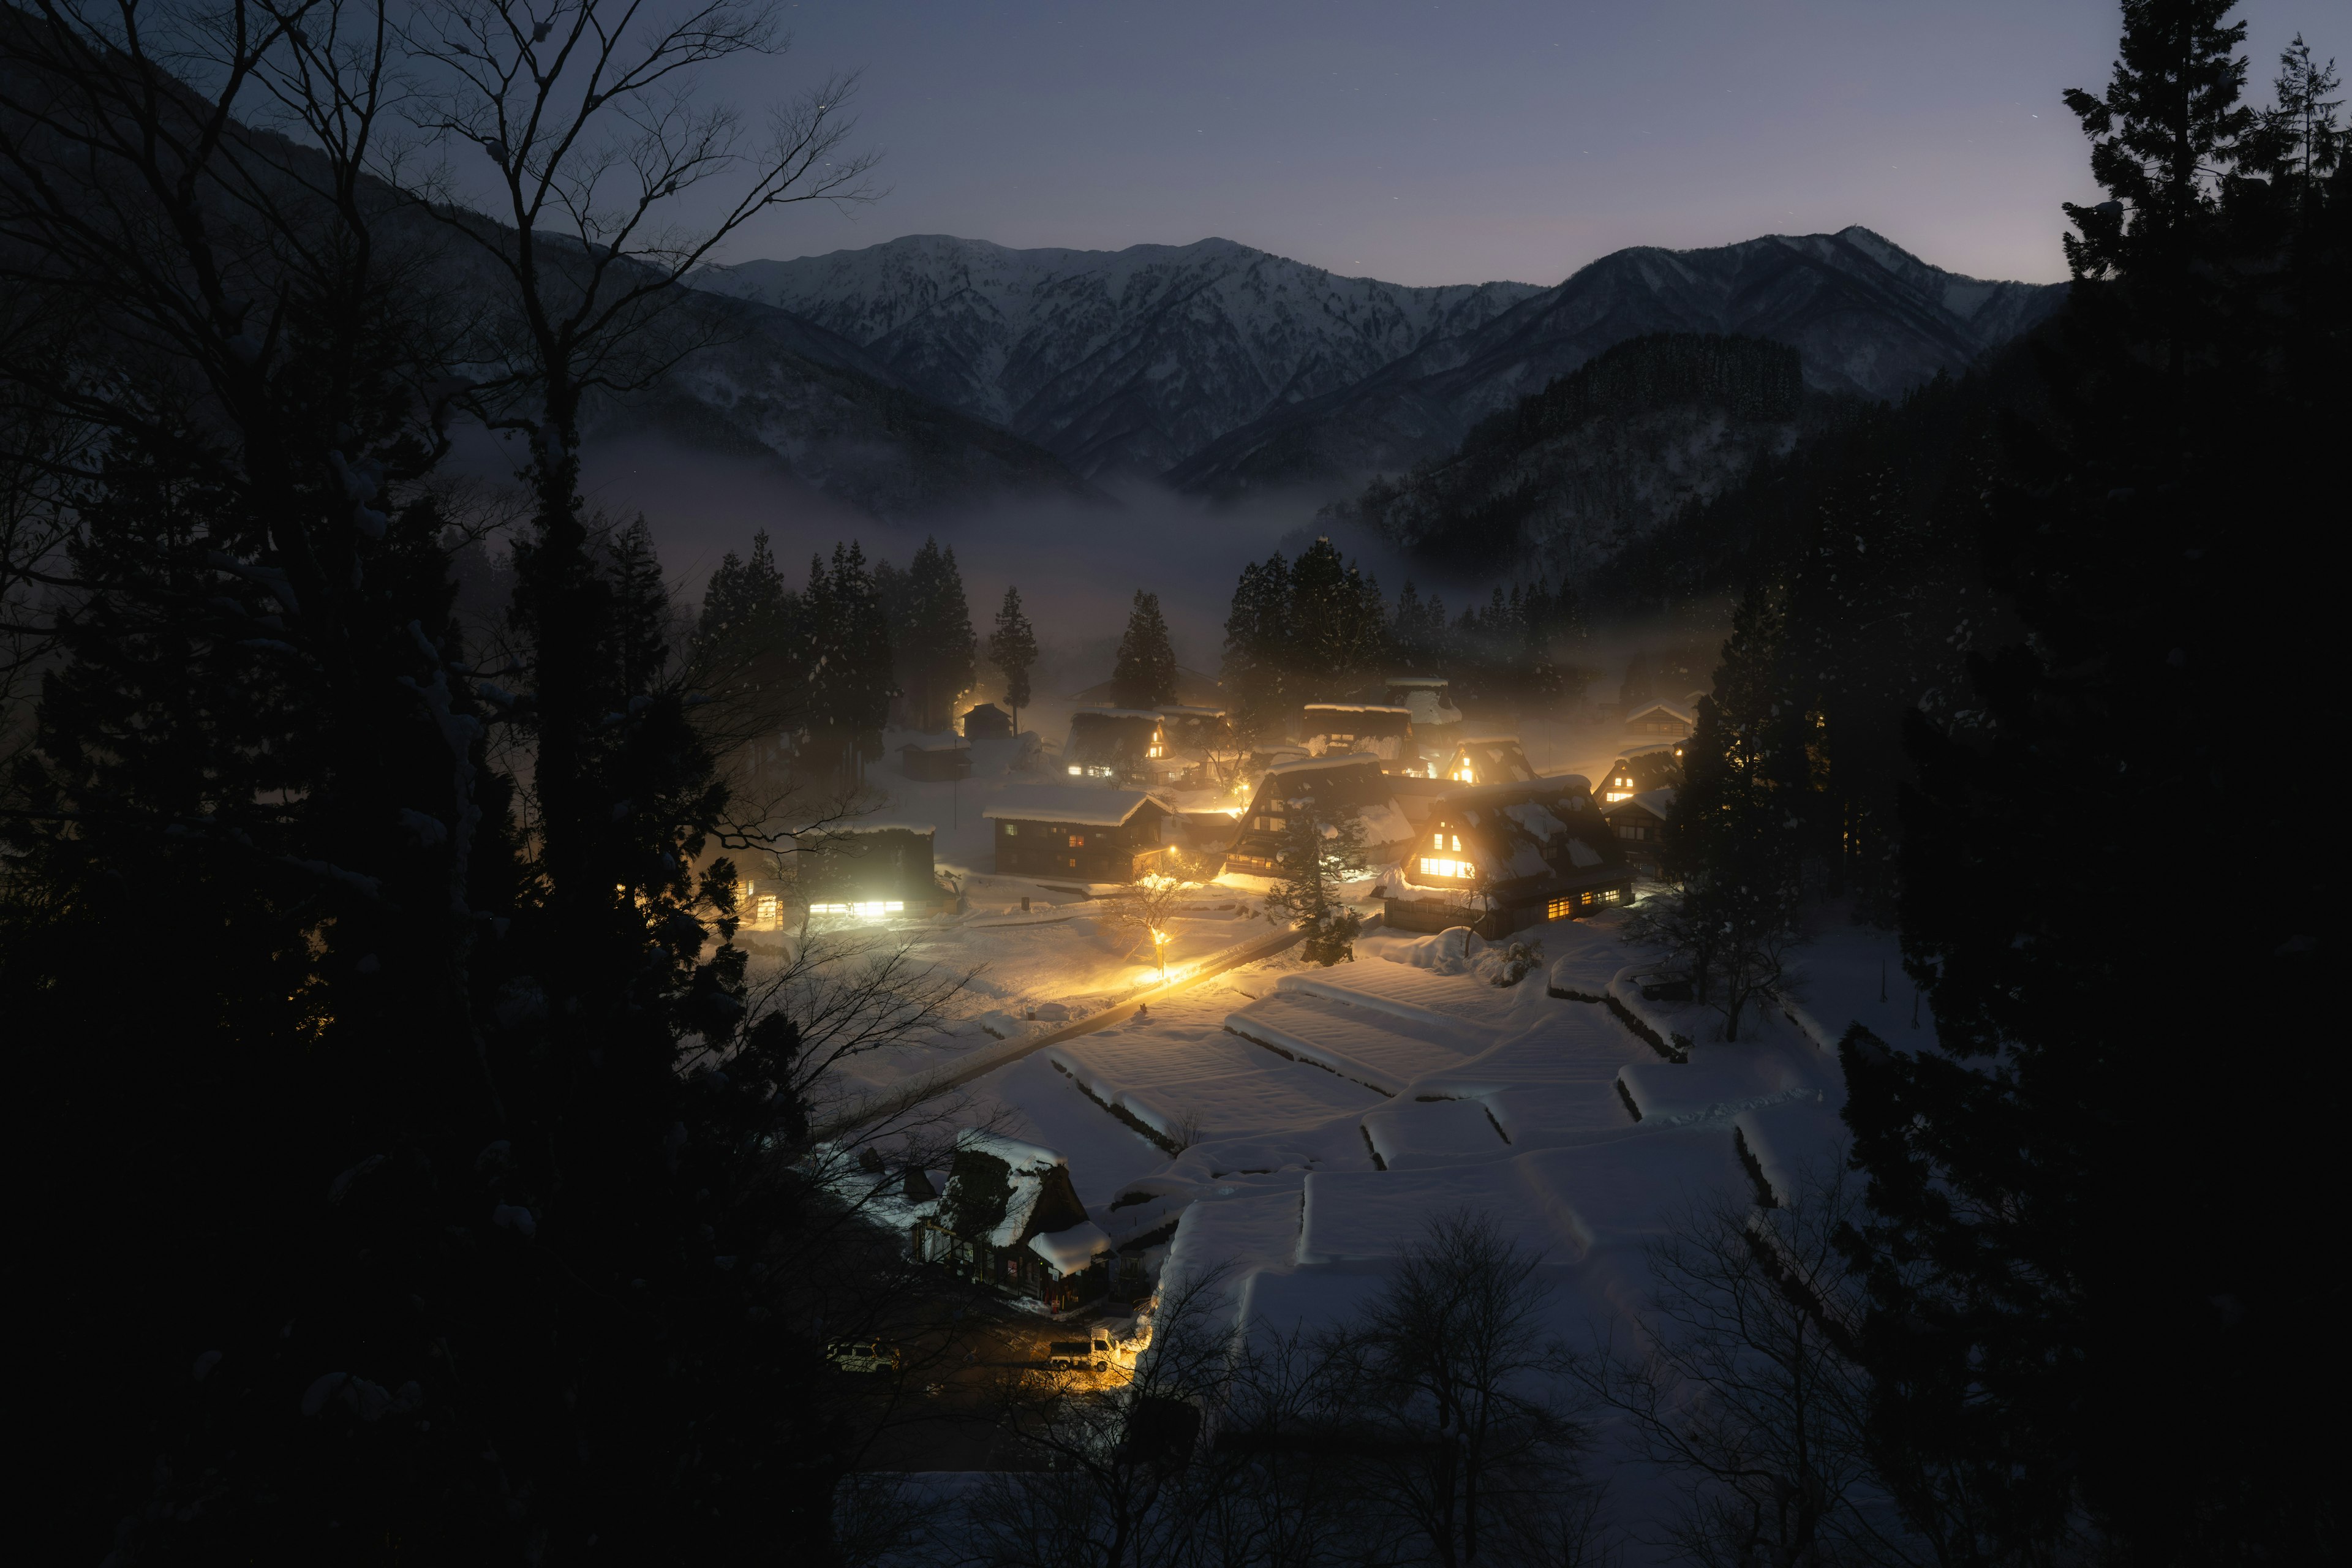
<box><xmin>900</xmin><ymin>739</ymin><xmax>973</xmax><ymax>782</ymax></box>
<box><xmin>1376</xmin><ymin>777</ymin><xmax>1632</xmax><ymax>939</ymax></box>
<box><xmin>984</xmin><ymin>786</ymin><xmax>1181</xmax><ymax>884</ymax></box>
<box><xmin>796</xmin><ymin>822</ymin><xmax>954</xmax><ymax>918</ymax></box>
<box><xmin>913</xmin><ymin>1133</ymin><xmax>1110</xmax><ymax>1314</ymax></box>
<box><xmin>962</xmin><ymin>703</ymin><xmax>1013</xmax><ymax>740</ymax></box>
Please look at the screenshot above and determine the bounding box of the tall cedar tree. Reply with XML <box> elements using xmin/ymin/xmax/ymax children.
<box><xmin>1839</xmin><ymin>2</ymin><xmax>2343</xmax><ymax>1559</ymax></box>
<box><xmin>989</xmin><ymin>585</ymin><xmax>1039</xmax><ymax>732</ymax></box>
<box><xmin>897</xmin><ymin>538</ymin><xmax>977</xmax><ymax>732</ymax></box>
<box><xmin>1110</xmin><ymin>589</ymin><xmax>1178</xmax><ymax>708</ymax></box>
<box><xmin>1222</xmin><ymin>553</ymin><xmax>1295</xmax><ymax>742</ymax></box>
<box><xmin>804</xmin><ymin>543</ymin><xmax>896</xmax><ymax>782</ymax></box>
<box><xmin>1659</xmin><ymin>584</ymin><xmax>1809</xmax><ymax>1041</ymax></box>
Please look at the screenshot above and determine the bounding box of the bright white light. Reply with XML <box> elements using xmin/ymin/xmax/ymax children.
<box><xmin>1068</xmin><ymin>765</ymin><xmax>1082</xmax><ymax>775</ymax></box>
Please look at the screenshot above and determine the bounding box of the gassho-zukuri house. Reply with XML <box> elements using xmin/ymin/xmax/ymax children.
<box><xmin>1375</xmin><ymin>774</ymin><xmax>1634</xmax><ymax>938</ymax></box>
<box><xmin>790</xmin><ymin>821</ymin><xmax>958</xmax><ymax>919</ymax></box>
<box><xmin>1223</xmin><ymin>755</ymin><xmax>1421</xmax><ymax>875</ymax></box>
<box><xmin>912</xmin><ymin>1133</ymin><xmax>1112</xmax><ymax>1314</ymax></box>
<box><xmin>984</xmin><ymin>786</ymin><xmax>1182</xmax><ymax>883</ymax></box>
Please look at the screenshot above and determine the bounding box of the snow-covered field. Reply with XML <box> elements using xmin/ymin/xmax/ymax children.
<box><xmin>824</xmin><ymin>826</ymin><xmax>1924</xmax><ymax>1555</ymax></box>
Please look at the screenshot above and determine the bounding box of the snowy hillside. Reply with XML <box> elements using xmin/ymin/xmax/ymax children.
<box><xmin>1171</xmin><ymin>225</ymin><xmax>2064</xmax><ymax>496</ymax></box>
<box><xmin>691</xmin><ymin>236</ymin><xmax>1546</xmax><ymax>478</ymax></box>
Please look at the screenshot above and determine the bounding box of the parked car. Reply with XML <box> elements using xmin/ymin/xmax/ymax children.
<box><xmin>826</xmin><ymin>1340</ymin><xmax>902</xmax><ymax>1374</ymax></box>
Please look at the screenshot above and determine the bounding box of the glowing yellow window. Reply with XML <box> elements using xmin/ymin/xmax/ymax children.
<box><xmin>1419</xmin><ymin>856</ymin><xmax>1475</xmax><ymax>880</ymax></box>
<box><xmin>1547</xmin><ymin>895</ymin><xmax>1574</xmax><ymax>921</ymax></box>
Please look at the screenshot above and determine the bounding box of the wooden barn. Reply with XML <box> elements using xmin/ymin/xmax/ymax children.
<box><xmin>1623</xmin><ymin>699</ymin><xmax>1697</xmax><ymax>741</ymax></box>
<box><xmin>1300</xmin><ymin>703</ymin><xmax>1415</xmax><ymax>762</ymax></box>
<box><xmin>1437</xmin><ymin>735</ymin><xmax>1540</xmax><ymax>788</ymax></box>
<box><xmin>1604</xmin><ymin>787</ymin><xmax>1676</xmax><ymax>876</ymax></box>
<box><xmin>962</xmin><ymin>702</ymin><xmax>1012</xmax><ymax>739</ymax></box>
<box><xmin>794</xmin><ymin>821</ymin><xmax>956</xmax><ymax>918</ymax></box>
<box><xmin>913</xmin><ymin>1133</ymin><xmax>1110</xmax><ymax>1314</ymax></box>
<box><xmin>1376</xmin><ymin>777</ymin><xmax>1633</xmax><ymax>939</ymax></box>
<box><xmin>1223</xmin><ymin>755</ymin><xmax>1421</xmax><ymax>875</ymax></box>
<box><xmin>984</xmin><ymin>786</ymin><xmax>1180</xmax><ymax>884</ymax></box>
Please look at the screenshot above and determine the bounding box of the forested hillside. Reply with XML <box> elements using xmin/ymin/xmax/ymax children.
<box><xmin>1326</xmin><ymin>332</ymin><xmax>1822</xmax><ymax>582</ymax></box>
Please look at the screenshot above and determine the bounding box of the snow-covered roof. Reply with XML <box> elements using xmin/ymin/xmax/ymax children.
<box><xmin>1070</xmin><ymin>707</ymin><xmax>1166</xmax><ymax>723</ymax></box>
<box><xmin>832</xmin><ymin>818</ymin><xmax>938</xmax><ymax>835</ymax></box>
<box><xmin>1384</xmin><ymin>675</ymin><xmax>1448</xmax><ymax>688</ymax></box>
<box><xmin>982</xmin><ymin>786</ymin><xmax>1172</xmax><ymax>827</ymax></box>
<box><xmin>1303</xmin><ymin>703</ymin><xmax>1412</xmax><ymax>716</ymax></box>
<box><xmin>1618</xmin><ymin>741</ymin><xmax>1681</xmax><ymax>759</ymax></box>
<box><xmin>1357</xmin><ymin>799</ymin><xmax>1415</xmax><ymax>848</ymax></box>
<box><xmin>1626</xmin><ymin>699</ymin><xmax>1695</xmax><ymax>724</ymax></box>
<box><xmin>903</xmin><ymin>739</ymin><xmax>968</xmax><ymax>753</ymax></box>
<box><xmin>1265</xmin><ymin>753</ymin><xmax>1382</xmax><ymax>778</ymax></box>
<box><xmin>958</xmin><ymin>1129</ymin><xmax>1067</xmax><ymax>1169</ymax></box>
<box><xmin>1028</xmin><ymin>1222</ymin><xmax>1112</xmax><ymax>1276</ymax></box>
<box><xmin>1606</xmin><ymin>788</ymin><xmax>1678</xmax><ymax>821</ymax></box>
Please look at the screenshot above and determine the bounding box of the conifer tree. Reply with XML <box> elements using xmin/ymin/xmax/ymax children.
<box><xmin>1838</xmin><ymin>4</ymin><xmax>2340</xmax><ymax>1558</ymax></box>
<box><xmin>1263</xmin><ymin>794</ymin><xmax>1368</xmax><ymax>966</ymax></box>
<box><xmin>1110</xmin><ymin>589</ymin><xmax>1178</xmax><ymax>709</ymax></box>
<box><xmin>989</xmin><ymin>586</ymin><xmax>1039</xmax><ymax>733</ymax></box>
<box><xmin>896</xmin><ymin>538</ymin><xmax>976</xmax><ymax>732</ymax></box>
<box><xmin>1222</xmin><ymin>554</ymin><xmax>1294</xmax><ymax>742</ymax></box>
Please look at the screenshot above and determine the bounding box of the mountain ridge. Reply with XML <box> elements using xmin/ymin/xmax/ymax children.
<box><xmin>693</xmin><ymin>227</ymin><xmax>2062</xmax><ymax>502</ymax></box>
<box><xmin>1169</xmin><ymin>225</ymin><xmax>2064</xmax><ymax>496</ymax></box>
<box><xmin>691</xmin><ymin>235</ymin><xmax>1547</xmax><ymax>477</ymax></box>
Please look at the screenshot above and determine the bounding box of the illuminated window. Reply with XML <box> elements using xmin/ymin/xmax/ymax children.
<box><xmin>1005</xmin><ymin>823</ymin><xmax>1019</xmax><ymax>835</ymax></box>
<box><xmin>755</xmin><ymin>894</ymin><xmax>780</xmax><ymax>922</ymax></box>
<box><xmin>1068</xmin><ymin>833</ymin><xmax>1086</xmax><ymax>848</ymax></box>
<box><xmin>1068</xmin><ymin>765</ymin><xmax>1082</xmax><ymax>775</ymax></box>
<box><xmin>1547</xmin><ymin>895</ymin><xmax>1574</xmax><ymax>921</ymax></box>
<box><xmin>1419</xmin><ymin>856</ymin><xmax>1475</xmax><ymax>880</ymax></box>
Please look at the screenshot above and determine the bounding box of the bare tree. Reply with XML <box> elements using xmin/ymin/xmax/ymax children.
<box><xmin>1330</xmin><ymin>1211</ymin><xmax>1591</xmax><ymax>1568</ymax></box>
<box><xmin>1107</xmin><ymin>869</ymin><xmax>1199</xmax><ymax>980</ymax></box>
<box><xmin>1572</xmin><ymin>1158</ymin><xmax>1934</xmax><ymax>1568</ymax></box>
<box><xmin>396</xmin><ymin>0</ymin><xmax>876</xmax><ymax>922</ymax></box>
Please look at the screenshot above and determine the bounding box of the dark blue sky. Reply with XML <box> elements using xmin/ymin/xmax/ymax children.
<box><xmin>705</xmin><ymin>0</ymin><xmax>2340</xmax><ymax>285</ymax></box>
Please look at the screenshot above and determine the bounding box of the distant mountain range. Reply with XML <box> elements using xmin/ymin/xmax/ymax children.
<box><xmin>692</xmin><ymin>236</ymin><xmax>1543</xmax><ymax>478</ymax></box>
<box><xmin>691</xmin><ymin>228</ymin><xmax>2064</xmax><ymax>501</ymax></box>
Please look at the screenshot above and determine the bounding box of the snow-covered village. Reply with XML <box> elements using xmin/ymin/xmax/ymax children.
<box><xmin>4</xmin><ymin>1</ymin><xmax>2338</xmax><ymax>1564</ymax></box>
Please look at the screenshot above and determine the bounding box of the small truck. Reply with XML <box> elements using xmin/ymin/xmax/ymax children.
<box><xmin>825</xmin><ymin>1340</ymin><xmax>902</xmax><ymax>1374</ymax></box>
<box><xmin>1046</xmin><ymin>1334</ymin><xmax>1112</xmax><ymax>1372</ymax></box>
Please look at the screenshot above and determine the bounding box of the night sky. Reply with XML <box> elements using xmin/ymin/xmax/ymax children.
<box><xmin>704</xmin><ymin>0</ymin><xmax>2342</xmax><ymax>285</ymax></box>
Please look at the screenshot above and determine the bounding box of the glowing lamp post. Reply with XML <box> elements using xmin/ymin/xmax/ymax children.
<box><xmin>1149</xmin><ymin>926</ymin><xmax>1170</xmax><ymax>982</ymax></box>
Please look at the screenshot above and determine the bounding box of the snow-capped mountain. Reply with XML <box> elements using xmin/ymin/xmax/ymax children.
<box><xmin>1170</xmin><ymin>227</ymin><xmax>2064</xmax><ymax>496</ymax></box>
<box><xmin>691</xmin><ymin>236</ymin><xmax>1546</xmax><ymax>478</ymax></box>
